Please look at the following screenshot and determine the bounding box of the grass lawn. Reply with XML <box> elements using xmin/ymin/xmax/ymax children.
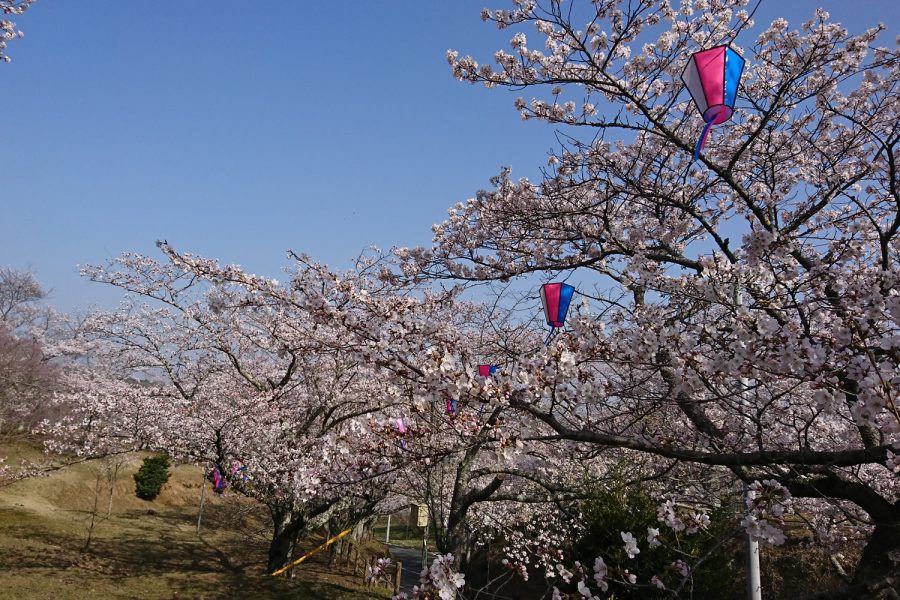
<box><xmin>371</xmin><ymin>521</ymin><xmax>427</xmax><ymax>550</ymax></box>
<box><xmin>0</xmin><ymin>445</ymin><xmax>393</xmax><ymax>599</ymax></box>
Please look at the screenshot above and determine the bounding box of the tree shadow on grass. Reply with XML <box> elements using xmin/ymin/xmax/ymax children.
<box><xmin>0</xmin><ymin>508</ymin><xmax>254</xmax><ymax>576</ymax></box>
<box><xmin>0</xmin><ymin>504</ymin><xmax>381</xmax><ymax>599</ymax></box>
<box><xmin>164</xmin><ymin>573</ymin><xmax>372</xmax><ymax>600</ymax></box>
<box><xmin>196</xmin><ymin>534</ymin><xmax>245</xmax><ymax>574</ymax></box>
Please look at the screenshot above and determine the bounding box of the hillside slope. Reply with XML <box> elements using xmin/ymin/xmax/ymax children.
<box><xmin>0</xmin><ymin>446</ymin><xmax>389</xmax><ymax>600</ymax></box>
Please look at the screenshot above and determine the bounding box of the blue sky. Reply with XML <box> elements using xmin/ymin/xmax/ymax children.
<box><xmin>2</xmin><ymin>1</ymin><xmax>896</xmax><ymax>312</ymax></box>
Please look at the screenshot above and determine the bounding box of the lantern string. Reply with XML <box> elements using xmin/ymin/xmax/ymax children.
<box><xmin>545</xmin><ymin>328</ymin><xmax>556</xmax><ymax>346</ymax></box>
<box><xmin>693</xmin><ymin>118</ymin><xmax>716</xmax><ymax>161</ymax></box>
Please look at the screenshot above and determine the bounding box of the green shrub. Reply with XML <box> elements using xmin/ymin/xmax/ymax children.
<box><xmin>133</xmin><ymin>454</ymin><xmax>171</xmax><ymax>501</ymax></box>
<box><xmin>570</xmin><ymin>483</ymin><xmax>741</xmax><ymax>599</ymax></box>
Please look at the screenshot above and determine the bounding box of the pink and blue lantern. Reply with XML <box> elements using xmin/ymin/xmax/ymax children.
<box><xmin>478</xmin><ymin>364</ymin><xmax>498</xmax><ymax>377</ymax></box>
<box><xmin>681</xmin><ymin>45</ymin><xmax>745</xmax><ymax>160</ymax></box>
<box><xmin>211</xmin><ymin>468</ymin><xmax>226</xmax><ymax>492</ymax></box>
<box><xmin>540</xmin><ymin>283</ymin><xmax>575</xmax><ymax>329</ymax></box>
<box><xmin>446</xmin><ymin>398</ymin><xmax>458</xmax><ymax>414</ymax></box>
<box><xmin>232</xmin><ymin>464</ymin><xmax>248</xmax><ymax>482</ymax></box>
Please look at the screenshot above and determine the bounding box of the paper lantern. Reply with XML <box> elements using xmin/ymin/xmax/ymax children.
<box><xmin>395</xmin><ymin>418</ymin><xmax>407</xmax><ymax>450</ymax></box>
<box><xmin>540</xmin><ymin>283</ymin><xmax>575</xmax><ymax>328</ymax></box>
<box><xmin>478</xmin><ymin>364</ymin><xmax>498</xmax><ymax>377</ymax></box>
<box><xmin>681</xmin><ymin>45</ymin><xmax>745</xmax><ymax>159</ymax></box>
<box><xmin>231</xmin><ymin>464</ymin><xmax>249</xmax><ymax>482</ymax></box>
<box><xmin>446</xmin><ymin>398</ymin><xmax>458</xmax><ymax>414</ymax></box>
<box><xmin>212</xmin><ymin>468</ymin><xmax>226</xmax><ymax>492</ymax></box>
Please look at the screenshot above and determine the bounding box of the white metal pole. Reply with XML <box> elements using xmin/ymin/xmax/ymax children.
<box><xmin>422</xmin><ymin>521</ymin><xmax>429</xmax><ymax>567</ymax></box>
<box><xmin>742</xmin><ymin>377</ymin><xmax>762</xmax><ymax>600</ymax></box>
<box><xmin>746</xmin><ymin>515</ymin><xmax>762</xmax><ymax>600</ymax></box>
<box><xmin>385</xmin><ymin>514</ymin><xmax>392</xmax><ymax>544</ymax></box>
<box><xmin>736</xmin><ymin>279</ymin><xmax>762</xmax><ymax>600</ymax></box>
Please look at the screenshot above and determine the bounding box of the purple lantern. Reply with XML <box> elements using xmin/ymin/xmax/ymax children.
<box><xmin>540</xmin><ymin>283</ymin><xmax>575</xmax><ymax>329</ymax></box>
<box><xmin>477</xmin><ymin>364</ymin><xmax>498</xmax><ymax>377</ymax></box>
<box><xmin>681</xmin><ymin>45</ymin><xmax>745</xmax><ymax>160</ymax></box>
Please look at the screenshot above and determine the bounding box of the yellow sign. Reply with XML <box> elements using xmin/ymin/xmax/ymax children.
<box><xmin>411</xmin><ymin>503</ymin><xmax>429</xmax><ymax>527</ymax></box>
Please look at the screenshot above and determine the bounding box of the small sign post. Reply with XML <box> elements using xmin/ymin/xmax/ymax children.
<box><xmin>410</xmin><ymin>503</ymin><xmax>430</xmax><ymax>566</ymax></box>
<box><xmin>415</xmin><ymin>504</ymin><xmax>428</xmax><ymax>527</ymax></box>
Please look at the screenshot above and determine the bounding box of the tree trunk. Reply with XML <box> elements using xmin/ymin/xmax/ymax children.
<box><xmin>439</xmin><ymin>519</ymin><xmax>468</xmax><ymax>559</ymax></box>
<box><xmin>104</xmin><ymin>457</ymin><xmax>122</xmax><ymax>518</ymax></box>
<box><xmin>851</xmin><ymin>520</ymin><xmax>900</xmax><ymax>596</ymax></box>
<box><xmin>267</xmin><ymin>497</ymin><xmax>351</xmax><ymax>574</ymax></box>
<box><xmin>267</xmin><ymin>509</ymin><xmax>304</xmax><ymax>574</ymax></box>
<box><xmin>84</xmin><ymin>468</ymin><xmax>103</xmax><ymax>551</ymax></box>
<box><xmin>106</xmin><ymin>480</ymin><xmax>115</xmax><ymax>518</ymax></box>
<box><xmin>789</xmin><ymin>478</ymin><xmax>900</xmax><ymax>598</ymax></box>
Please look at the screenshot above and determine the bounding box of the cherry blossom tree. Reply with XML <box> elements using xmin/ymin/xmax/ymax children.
<box><xmin>72</xmin><ymin>243</ymin><xmax>607</xmax><ymax>582</ymax></box>
<box><xmin>0</xmin><ymin>323</ymin><xmax>58</xmax><ymax>440</ymax></box>
<box><xmin>0</xmin><ymin>269</ymin><xmax>108</xmax><ymax>492</ymax></box>
<box><xmin>61</xmin><ymin>246</ymin><xmax>422</xmax><ymax>571</ymax></box>
<box><xmin>70</xmin><ymin>242</ymin><xmax>548</xmax><ymax>573</ymax></box>
<box><xmin>0</xmin><ymin>268</ymin><xmax>44</xmax><ymax>324</ymax></box>
<box><xmin>382</xmin><ymin>296</ymin><xmax>726</xmax><ymax>597</ymax></box>
<box><xmin>0</xmin><ymin>269</ymin><xmax>63</xmax><ymax>483</ymax></box>
<box><xmin>36</xmin><ymin>3</ymin><xmax>897</xmax><ymax>593</ymax></box>
<box><xmin>1</xmin><ymin>0</ymin><xmax>35</xmax><ymax>63</ymax></box>
<box><xmin>395</xmin><ymin>0</ymin><xmax>899</xmax><ymax>595</ymax></box>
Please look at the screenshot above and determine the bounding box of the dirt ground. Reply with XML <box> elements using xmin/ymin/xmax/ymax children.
<box><xmin>0</xmin><ymin>444</ymin><xmax>392</xmax><ymax>600</ymax></box>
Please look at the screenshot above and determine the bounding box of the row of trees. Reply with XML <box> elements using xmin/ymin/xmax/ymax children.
<box><xmin>3</xmin><ymin>1</ymin><xmax>898</xmax><ymax>597</ymax></box>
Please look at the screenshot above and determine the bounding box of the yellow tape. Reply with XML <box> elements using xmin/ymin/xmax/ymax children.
<box><xmin>270</xmin><ymin>527</ymin><xmax>353</xmax><ymax>576</ymax></box>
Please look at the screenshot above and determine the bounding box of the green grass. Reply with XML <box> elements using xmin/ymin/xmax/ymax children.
<box><xmin>371</xmin><ymin>522</ymin><xmax>427</xmax><ymax>550</ymax></box>
<box><xmin>0</xmin><ymin>447</ymin><xmax>392</xmax><ymax>599</ymax></box>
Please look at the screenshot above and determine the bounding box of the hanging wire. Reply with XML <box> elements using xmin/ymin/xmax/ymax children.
<box><xmin>544</xmin><ymin>328</ymin><xmax>556</xmax><ymax>346</ymax></box>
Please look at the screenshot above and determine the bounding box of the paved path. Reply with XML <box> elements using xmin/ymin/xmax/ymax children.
<box><xmin>387</xmin><ymin>544</ymin><xmax>433</xmax><ymax>593</ymax></box>
<box><xmin>384</xmin><ymin>547</ymin><xmax>515</xmax><ymax>600</ymax></box>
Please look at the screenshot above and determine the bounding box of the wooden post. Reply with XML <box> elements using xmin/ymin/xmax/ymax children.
<box><xmin>328</xmin><ymin>531</ymin><xmax>337</xmax><ymax>567</ymax></box>
<box><xmin>394</xmin><ymin>561</ymin><xmax>402</xmax><ymax>594</ymax></box>
<box><xmin>197</xmin><ymin>469</ymin><xmax>207</xmax><ymax>535</ymax></box>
